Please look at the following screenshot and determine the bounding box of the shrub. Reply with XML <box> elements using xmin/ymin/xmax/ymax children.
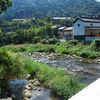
<box><xmin>88</xmin><ymin>52</ymin><xmax>99</xmax><ymax>59</ymax></box>
<box><xmin>20</xmin><ymin>55</ymin><xmax>36</xmax><ymax>76</ymax></box>
<box><xmin>67</xmin><ymin>40</ymin><xmax>78</xmax><ymax>46</ymax></box>
<box><xmin>32</xmin><ymin>36</ymin><xmax>41</xmax><ymax>43</ymax></box>
<box><xmin>90</xmin><ymin>39</ymin><xmax>100</xmax><ymax>51</ymax></box>
<box><xmin>49</xmin><ymin>76</ymin><xmax>86</xmax><ymax>99</ymax></box>
<box><xmin>78</xmin><ymin>51</ymin><xmax>90</xmax><ymax>58</ymax></box>
<box><xmin>60</xmin><ymin>48</ymin><xmax>70</xmax><ymax>54</ymax></box>
<box><xmin>55</xmin><ymin>46</ymin><xmax>70</xmax><ymax>54</ymax></box>
<box><xmin>40</xmin><ymin>39</ymin><xmax>48</xmax><ymax>44</ymax></box>
<box><xmin>0</xmin><ymin>49</ymin><xmax>13</xmax><ymax>79</ymax></box>
<box><xmin>0</xmin><ymin>50</ymin><xmax>23</xmax><ymax>95</ymax></box>
<box><xmin>48</xmin><ymin>38</ymin><xmax>60</xmax><ymax>44</ymax></box>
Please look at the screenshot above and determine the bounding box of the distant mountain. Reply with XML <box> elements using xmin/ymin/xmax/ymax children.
<box><xmin>0</xmin><ymin>0</ymin><xmax>100</xmax><ymax>21</ymax></box>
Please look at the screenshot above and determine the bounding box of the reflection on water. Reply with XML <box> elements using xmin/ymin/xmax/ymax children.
<box><xmin>10</xmin><ymin>79</ymin><xmax>28</xmax><ymax>100</ymax></box>
<box><xmin>30</xmin><ymin>87</ymin><xmax>62</xmax><ymax>100</ymax></box>
<box><xmin>10</xmin><ymin>79</ymin><xmax>61</xmax><ymax>100</ymax></box>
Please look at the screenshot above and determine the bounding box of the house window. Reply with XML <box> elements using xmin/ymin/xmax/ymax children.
<box><xmin>90</xmin><ymin>23</ymin><xmax>93</xmax><ymax>26</ymax></box>
<box><xmin>77</xmin><ymin>24</ymin><xmax>80</xmax><ymax>27</ymax></box>
<box><xmin>91</xmin><ymin>32</ymin><xmax>93</xmax><ymax>35</ymax></box>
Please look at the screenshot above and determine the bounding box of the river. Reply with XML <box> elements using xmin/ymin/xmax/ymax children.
<box><xmin>31</xmin><ymin>52</ymin><xmax>100</xmax><ymax>84</ymax></box>
<box><xmin>9</xmin><ymin>52</ymin><xmax>100</xmax><ymax>100</ymax></box>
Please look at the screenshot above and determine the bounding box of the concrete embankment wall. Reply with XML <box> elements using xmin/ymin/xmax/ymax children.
<box><xmin>68</xmin><ymin>78</ymin><xmax>100</xmax><ymax>100</ymax></box>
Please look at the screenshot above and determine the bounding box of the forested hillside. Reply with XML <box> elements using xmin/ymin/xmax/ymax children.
<box><xmin>0</xmin><ymin>0</ymin><xmax>100</xmax><ymax>21</ymax></box>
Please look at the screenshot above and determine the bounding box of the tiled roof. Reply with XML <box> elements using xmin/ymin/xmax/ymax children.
<box><xmin>64</xmin><ymin>27</ymin><xmax>73</xmax><ymax>31</ymax></box>
<box><xmin>58</xmin><ymin>27</ymin><xmax>66</xmax><ymax>30</ymax></box>
<box><xmin>52</xmin><ymin>17</ymin><xmax>66</xmax><ymax>20</ymax></box>
<box><xmin>80</xmin><ymin>18</ymin><xmax>100</xmax><ymax>22</ymax></box>
<box><xmin>74</xmin><ymin>17</ymin><xmax>100</xmax><ymax>23</ymax></box>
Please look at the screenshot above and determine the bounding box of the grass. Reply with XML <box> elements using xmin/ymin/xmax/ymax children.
<box><xmin>13</xmin><ymin>53</ymin><xmax>86</xmax><ymax>100</ymax></box>
<box><xmin>2</xmin><ymin>39</ymin><xmax>100</xmax><ymax>59</ymax></box>
<box><xmin>1</xmin><ymin>39</ymin><xmax>100</xmax><ymax>99</ymax></box>
<box><xmin>0</xmin><ymin>47</ymin><xmax>87</xmax><ymax>99</ymax></box>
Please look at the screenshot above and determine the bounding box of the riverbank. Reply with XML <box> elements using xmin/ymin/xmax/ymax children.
<box><xmin>0</xmin><ymin>51</ymin><xmax>86</xmax><ymax>100</ymax></box>
<box><xmin>2</xmin><ymin>39</ymin><xmax>100</xmax><ymax>59</ymax></box>
<box><xmin>1</xmin><ymin>39</ymin><xmax>100</xmax><ymax>99</ymax></box>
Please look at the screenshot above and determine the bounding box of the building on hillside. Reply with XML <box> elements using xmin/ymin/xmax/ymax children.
<box><xmin>52</xmin><ymin>17</ymin><xmax>66</xmax><ymax>25</ymax></box>
<box><xmin>12</xmin><ymin>19</ymin><xmax>25</xmax><ymax>22</ymax></box>
<box><xmin>57</xmin><ymin>27</ymin><xmax>66</xmax><ymax>39</ymax></box>
<box><xmin>73</xmin><ymin>17</ymin><xmax>100</xmax><ymax>42</ymax></box>
<box><xmin>57</xmin><ymin>27</ymin><xmax>73</xmax><ymax>39</ymax></box>
<box><xmin>63</xmin><ymin>27</ymin><xmax>73</xmax><ymax>40</ymax></box>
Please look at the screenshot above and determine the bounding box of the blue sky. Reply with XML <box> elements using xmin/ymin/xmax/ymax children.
<box><xmin>96</xmin><ymin>0</ymin><xmax>100</xmax><ymax>2</ymax></box>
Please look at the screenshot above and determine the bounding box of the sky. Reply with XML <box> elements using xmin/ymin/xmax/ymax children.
<box><xmin>95</xmin><ymin>0</ymin><xmax>100</xmax><ymax>2</ymax></box>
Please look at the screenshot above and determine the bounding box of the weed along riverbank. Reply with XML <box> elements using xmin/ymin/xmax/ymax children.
<box><xmin>3</xmin><ymin>39</ymin><xmax>100</xmax><ymax>59</ymax></box>
<box><xmin>0</xmin><ymin>50</ymin><xmax>86</xmax><ymax>100</ymax></box>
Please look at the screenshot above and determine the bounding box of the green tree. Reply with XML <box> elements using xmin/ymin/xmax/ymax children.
<box><xmin>12</xmin><ymin>28</ymin><xmax>25</xmax><ymax>44</ymax></box>
<box><xmin>46</xmin><ymin>16</ymin><xmax>51</xmax><ymax>22</ymax></box>
<box><xmin>0</xmin><ymin>0</ymin><xmax>12</xmax><ymax>14</ymax></box>
<box><xmin>0</xmin><ymin>28</ymin><xmax>3</xmax><ymax>43</ymax></box>
<box><xmin>37</xmin><ymin>27</ymin><xmax>46</xmax><ymax>38</ymax></box>
<box><xmin>45</xmin><ymin>23</ymin><xmax>53</xmax><ymax>38</ymax></box>
<box><xmin>59</xmin><ymin>19</ymin><xmax>72</xmax><ymax>27</ymax></box>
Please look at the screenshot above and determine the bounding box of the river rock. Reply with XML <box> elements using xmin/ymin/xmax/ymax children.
<box><xmin>28</xmin><ymin>53</ymin><xmax>31</xmax><ymax>56</ymax></box>
<box><xmin>23</xmin><ymin>89</ymin><xmax>27</xmax><ymax>94</ymax></box>
<box><xmin>72</xmin><ymin>69</ymin><xmax>76</xmax><ymax>72</ymax></box>
<box><xmin>23</xmin><ymin>97</ymin><xmax>30</xmax><ymax>100</ymax></box>
<box><xmin>38</xmin><ymin>88</ymin><xmax>41</xmax><ymax>91</ymax></box>
<box><xmin>28</xmin><ymin>84</ymin><xmax>33</xmax><ymax>87</ymax></box>
<box><xmin>33</xmin><ymin>81</ymin><xmax>40</xmax><ymax>86</ymax></box>
<box><xmin>25</xmin><ymin>85</ymin><xmax>31</xmax><ymax>90</ymax></box>
<box><xmin>53</xmin><ymin>64</ymin><xmax>57</xmax><ymax>67</ymax></box>
<box><xmin>11</xmin><ymin>94</ymin><xmax>16</xmax><ymax>99</ymax></box>
<box><xmin>24</xmin><ymin>92</ymin><xmax>32</xmax><ymax>98</ymax></box>
<box><xmin>29</xmin><ymin>79</ymin><xmax>37</xmax><ymax>84</ymax></box>
<box><xmin>73</xmin><ymin>54</ymin><xmax>77</xmax><ymax>57</ymax></box>
<box><xmin>7</xmin><ymin>98</ymin><xmax>12</xmax><ymax>100</ymax></box>
<box><xmin>26</xmin><ymin>74</ymin><xmax>31</xmax><ymax>79</ymax></box>
<box><xmin>36</xmin><ymin>94</ymin><xmax>40</xmax><ymax>97</ymax></box>
<box><xmin>0</xmin><ymin>98</ymin><xmax>12</xmax><ymax>100</ymax></box>
<box><xmin>34</xmin><ymin>87</ymin><xmax>37</xmax><ymax>90</ymax></box>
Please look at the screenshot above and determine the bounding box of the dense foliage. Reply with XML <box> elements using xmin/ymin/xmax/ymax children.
<box><xmin>0</xmin><ymin>18</ymin><xmax>46</xmax><ymax>33</ymax></box>
<box><xmin>0</xmin><ymin>21</ymin><xmax>60</xmax><ymax>46</ymax></box>
<box><xmin>0</xmin><ymin>0</ymin><xmax>100</xmax><ymax>21</ymax></box>
<box><xmin>0</xmin><ymin>0</ymin><xmax>12</xmax><ymax>14</ymax></box>
<box><xmin>0</xmin><ymin>50</ymin><xmax>23</xmax><ymax>96</ymax></box>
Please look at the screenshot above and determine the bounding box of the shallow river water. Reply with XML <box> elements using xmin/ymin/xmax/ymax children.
<box><xmin>31</xmin><ymin>52</ymin><xmax>100</xmax><ymax>84</ymax></box>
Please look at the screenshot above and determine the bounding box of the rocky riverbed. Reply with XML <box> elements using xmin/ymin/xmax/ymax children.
<box><xmin>26</xmin><ymin>52</ymin><xmax>100</xmax><ymax>84</ymax></box>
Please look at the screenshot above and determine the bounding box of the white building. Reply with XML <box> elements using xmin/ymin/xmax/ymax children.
<box><xmin>73</xmin><ymin>17</ymin><xmax>100</xmax><ymax>42</ymax></box>
<box><xmin>12</xmin><ymin>19</ymin><xmax>25</xmax><ymax>22</ymax></box>
<box><xmin>57</xmin><ymin>27</ymin><xmax>73</xmax><ymax>39</ymax></box>
<box><xmin>57</xmin><ymin>27</ymin><xmax>66</xmax><ymax>39</ymax></box>
<box><xmin>63</xmin><ymin>27</ymin><xmax>73</xmax><ymax>40</ymax></box>
<box><xmin>52</xmin><ymin>17</ymin><xmax>66</xmax><ymax>25</ymax></box>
